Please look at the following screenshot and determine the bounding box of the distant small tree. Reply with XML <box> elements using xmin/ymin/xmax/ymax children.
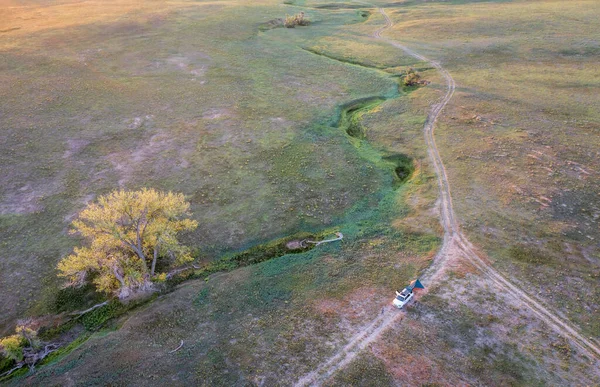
<box><xmin>284</xmin><ymin>12</ymin><xmax>310</xmax><ymax>28</ymax></box>
<box><xmin>58</xmin><ymin>189</ymin><xmax>198</xmax><ymax>298</ymax></box>
<box><xmin>0</xmin><ymin>320</ymin><xmax>40</xmax><ymax>362</ymax></box>
<box><xmin>403</xmin><ymin>67</ymin><xmax>421</xmax><ymax>86</ymax></box>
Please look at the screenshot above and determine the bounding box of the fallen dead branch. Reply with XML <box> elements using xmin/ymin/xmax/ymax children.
<box><xmin>169</xmin><ymin>340</ymin><xmax>184</xmax><ymax>354</ymax></box>
<box><xmin>166</xmin><ymin>265</ymin><xmax>201</xmax><ymax>279</ymax></box>
<box><xmin>0</xmin><ymin>363</ymin><xmax>25</xmax><ymax>378</ymax></box>
<box><xmin>302</xmin><ymin>232</ymin><xmax>343</xmax><ymax>247</ymax></box>
<box><xmin>69</xmin><ymin>301</ymin><xmax>109</xmax><ymax>318</ymax></box>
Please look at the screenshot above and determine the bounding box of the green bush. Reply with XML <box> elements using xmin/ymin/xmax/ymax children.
<box><xmin>80</xmin><ymin>300</ymin><xmax>124</xmax><ymax>330</ymax></box>
<box><xmin>383</xmin><ymin>154</ymin><xmax>414</xmax><ymax>183</ymax></box>
<box><xmin>54</xmin><ymin>283</ymin><xmax>105</xmax><ymax>313</ymax></box>
<box><xmin>38</xmin><ymin>320</ymin><xmax>77</xmax><ymax>341</ymax></box>
<box><xmin>508</xmin><ymin>245</ymin><xmax>553</xmax><ymax>266</ymax></box>
<box><xmin>0</xmin><ymin>335</ymin><xmax>25</xmax><ymax>362</ymax></box>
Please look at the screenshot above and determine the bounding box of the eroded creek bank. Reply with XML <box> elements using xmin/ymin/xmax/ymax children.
<box><xmin>336</xmin><ymin>96</ymin><xmax>415</xmax><ymax>186</ymax></box>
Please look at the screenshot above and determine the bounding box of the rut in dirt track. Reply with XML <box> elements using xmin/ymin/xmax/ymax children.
<box><xmin>295</xmin><ymin>6</ymin><xmax>600</xmax><ymax>387</ymax></box>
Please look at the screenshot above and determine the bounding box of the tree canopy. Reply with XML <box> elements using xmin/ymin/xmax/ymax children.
<box><xmin>57</xmin><ymin>189</ymin><xmax>198</xmax><ymax>298</ymax></box>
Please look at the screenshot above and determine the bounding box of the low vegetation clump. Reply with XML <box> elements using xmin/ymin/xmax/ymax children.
<box><xmin>0</xmin><ymin>335</ymin><xmax>26</xmax><ymax>363</ymax></box>
<box><xmin>1</xmin><ymin>321</ymin><xmax>40</xmax><ymax>361</ymax></box>
<box><xmin>403</xmin><ymin>67</ymin><xmax>421</xmax><ymax>86</ymax></box>
<box><xmin>57</xmin><ymin>189</ymin><xmax>198</xmax><ymax>299</ymax></box>
<box><xmin>259</xmin><ymin>18</ymin><xmax>285</xmax><ymax>31</ymax></box>
<box><xmin>284</xmin><ymin>12</ymin><xmax>310</xmax><ymax>28</ymax></box>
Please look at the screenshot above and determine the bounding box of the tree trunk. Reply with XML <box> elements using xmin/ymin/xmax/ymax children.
<box><xmin>151</xmin><ymin>244</ymin><xmax>159</xmax><ymax>276</ymax></box>
<box><xmin>113</xmin><ymin>266</ymin><xmax>127</xmax><ymax>290</ymax></box>
<box><xmin>136</xmin><ymin>221</ymin><xmax>143</xmax><ymax>259</ymax></box>
<box><xmin>121</xmin><ymin>240</ymin><xmax>148</xmax><ymax>273</ymax></box>
<box><xmin>70</xmin><ymin>301</ymin><xmax>109</xmax><ymax>317</ymax></box>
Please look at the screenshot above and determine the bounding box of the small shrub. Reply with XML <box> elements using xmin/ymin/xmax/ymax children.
<box><xmin>403</xmin><ymin>67</ymin><xmax>421</xmax><ymax>86</ymax></box>
<box><xmin>38</xmin><ymin>320</ymin><xmax>77</xmax><ymax>341</ymax></box>
<box><xmin>259</xmin><ymin>18</ymin><xmax>284</xmax><ymax>31</ymax></box>
<box><xmin>15</xmin><ymin>324</ymin><xmax>40</xmax><ymax>350</ymax></box>
<box><xmin>54</xmin><ymin>283</ymin><xmax>104</xmax><ymax>313</ymax></box>
<box><xmin>153</xmin><ymin>273</ymin><xmax>167</xmax><ymax>283</ymax></box>
<box><xmin>0</xmin><ymin>319</ymin><xmax>43</xmax><ymax>363</ymax></box>
<box><xmin>508</xmin><ymin>245</ymin><xmax>553</xmax><ymax>265</ymax></box>
<box><xmin>284</xmin><ymin>12</ymin><xmax>310</xmax><ymax>28</ymax></box>
<box><xmin>383</xmin><ymin>153</ymin><xmax>414</xmax><ymax>183</ymax></box>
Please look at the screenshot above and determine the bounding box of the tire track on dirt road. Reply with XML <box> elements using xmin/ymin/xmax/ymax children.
<box><xmin>294</xmin><ymin>307</ymin><xmax>403</xmax><ymax>387</ymax></box>
<box><xmin>295</xmin><ymin>6</ymin><xmax>600</xmax><ymax>386</ymax></box>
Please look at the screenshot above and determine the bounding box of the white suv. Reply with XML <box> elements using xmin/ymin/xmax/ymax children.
<box><xmin>392</xmin><ymin>288</ymin><xmax>414</xmax><ymax>309</ymax></box>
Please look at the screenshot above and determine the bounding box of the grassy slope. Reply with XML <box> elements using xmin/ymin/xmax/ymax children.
<box><xmin>381</xmin><ymin>0</ymin><xmax>600</xmax><ymax>338</ymax></box>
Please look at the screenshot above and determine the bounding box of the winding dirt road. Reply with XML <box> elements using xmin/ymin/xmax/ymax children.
<box><xmin>295</xmin><ymin>7</ymin><xmax>600</xmax><ymax>386</ymax></box>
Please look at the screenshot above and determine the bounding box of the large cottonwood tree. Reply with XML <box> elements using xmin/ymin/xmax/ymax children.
<box><xmin>58</xmin><ymin>189</ymin><xmax>198</xmax><ymax>298</ymax></box>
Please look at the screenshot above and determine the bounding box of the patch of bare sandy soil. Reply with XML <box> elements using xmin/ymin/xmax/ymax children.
<box><xmin>62</xmin><ymin>138</ymin><xmax>91</xmax><ymax>159</ymax></box>
<box><xmin>106</xmin><ymin>127</ymin><xmax>187</xmax><ymax>187</ymax></box>
<box><xmin>130</xmin><ymin>52</ymin><xmax>211</xmax><ymax>82</ymax></box>
<box><xmin>202</xmin><ymin>108</ymin><xmax>231</xmax><ymax>120</ymax></box>
<box><xmin>313</xmin><ymin>287</ymin><xmax>390</xmax><ymax>335</ymax></box>
<box><xmin>0</xmin><ymin>136</ymin><xmax>95</xmax><ymax>216</ymax></box>
<box><xmin>0</xmin><ymin>184</ymin><xmax>44</xmax><ymax>215</ymax></box>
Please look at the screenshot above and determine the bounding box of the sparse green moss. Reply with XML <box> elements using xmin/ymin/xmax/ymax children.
<box><xmin>327</xmin><ymin>354</ymin><xmax>394</xmax><ymax>387</ymax></box>
<box><xmin>508</xmin><ymin>245</ymin><xmax>554</xmax><ymax>266</ymax></box>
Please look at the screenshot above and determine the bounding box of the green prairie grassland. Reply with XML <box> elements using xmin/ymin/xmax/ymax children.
<box><xmin>1</xmin><ymin>0</ymin><xmax>600</xmax><ymax>385</ymax></box>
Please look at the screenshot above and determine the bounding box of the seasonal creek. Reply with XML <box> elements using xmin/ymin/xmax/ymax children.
<box><xmin>336</xmin><ymin>95</ymin><xmax>415</xmax><ymax>185</ymax></box>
